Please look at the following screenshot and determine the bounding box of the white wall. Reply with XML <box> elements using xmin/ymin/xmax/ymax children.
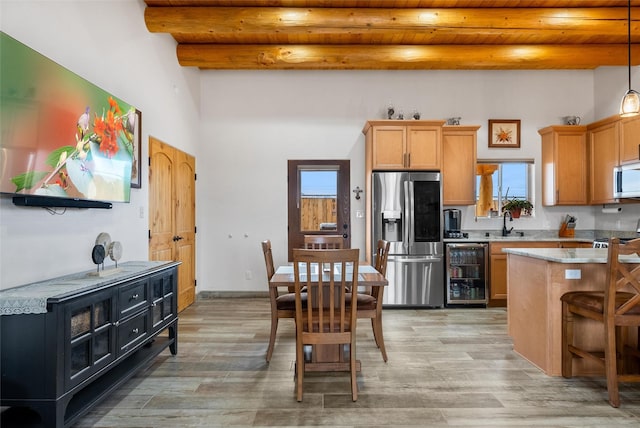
<box><xmin>198</xmin><ymin>69</ymin><xmax>614</xmax><ymax>293</ymax></box>
<box><xmin>0</xmin><ymin>0</ymin><xmax>200</xmax><ymax>289</ymax></box>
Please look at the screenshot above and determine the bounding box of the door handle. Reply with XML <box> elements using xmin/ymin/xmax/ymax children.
<box><xmin>173</xmin><ymin>235</ymin><xmax>184</xmax><ymax>242</ymax></box>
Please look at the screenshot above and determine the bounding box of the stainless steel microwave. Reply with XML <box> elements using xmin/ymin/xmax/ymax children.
<box><xmin>614</xmin><ymin>163</ymin><xmax>640</xmax><ymax>198</ymax></box>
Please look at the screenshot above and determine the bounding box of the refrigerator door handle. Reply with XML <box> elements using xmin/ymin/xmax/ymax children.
<box><xmin>403</xmin><ymin>180</ymin><xmax>410</xmax><ymax>250</ymax></box>
<box><xmin>403</xmin><ymin>181</ymin><xmax>415</xmax><ymax>248</ymax></box>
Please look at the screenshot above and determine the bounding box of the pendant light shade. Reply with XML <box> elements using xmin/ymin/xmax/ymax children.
<box><xmin>621</xmin><ymin>0</ymin><xmax>639</xmax><ymax>117</ymax></box>
<box><xmin>621</xmin><ymin>89</ymin><xmax>640</xmax><ymax>117</ymax></box>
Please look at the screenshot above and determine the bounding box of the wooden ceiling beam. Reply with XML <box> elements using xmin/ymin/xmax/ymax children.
<box><xmin>176</xmin><ymin>44</ymin><xmax>637</xmax><ymax>70</ymax></box>
<box><xmin>145</xmin><ymin>7</ymin><xmax>632</xmax><ymax>42</ymax></box>
<box><xmin>144</xmin><ymin>1</ymin><xmax>639</xmax><ymax>8</ymax></box>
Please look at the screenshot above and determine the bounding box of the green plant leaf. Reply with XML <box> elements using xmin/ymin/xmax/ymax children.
<box><xmin>45</xmin><ymin>146</ymin><xmax>76</xmax><ymax>168</ymax></box>
<box><xmin>10</xmin><ymin>171</ymin><xmax>49</xmax><ymax>192</ymax></box>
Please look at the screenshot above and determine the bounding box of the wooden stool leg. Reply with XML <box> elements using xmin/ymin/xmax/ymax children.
<box><xmin>605</xmin><ymin>320</ymin><xmax>620</xmax><ymax>407</ymax></box>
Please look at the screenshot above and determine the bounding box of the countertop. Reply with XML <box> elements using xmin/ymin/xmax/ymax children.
<box><xmin>444</xmin><ymin>229</ymin><xmax>637</xmax><ymax>244</ymax></box>
<box><xmin>503</xmin><ymin>247</ymin><xmax>640</xmax><ymax>264</ymax></box>
<box><xmin>443</xmin><ymin>231</ymin><xmax>594</xmax><ymax>244</ymax></box>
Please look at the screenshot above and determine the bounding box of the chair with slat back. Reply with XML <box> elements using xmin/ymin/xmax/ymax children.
<box><xmin>303</xmin><ymin>234</ymin><xmax>344</xmax><ymax>249</ymax></box>
<box><xmin>355</xmin><ymin>239</ymin><xmax>390</xmax><ymax>361</ymax></box>
<box><xmin>561</xmin><ymin>237</ymin><xmax>640</xmax><ymax>407</ymax></box>
<box><xmin>262</xmin><ymin>240</ymin><xmax>302</xmax><ymax>362</ymax></box>
<box><xmin>293</xmin><ymin>248</ymin><xmax>360</xmax><ymax>402</ymax></box>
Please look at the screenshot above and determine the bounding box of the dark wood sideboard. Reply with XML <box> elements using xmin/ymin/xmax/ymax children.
<box><xmin>0</xmin><ymin>261</ymin><xmax>180</xmax><ymax>427</ymax></box>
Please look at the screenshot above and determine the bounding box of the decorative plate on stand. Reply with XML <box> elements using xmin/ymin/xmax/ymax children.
<box><xmin>95</xmin><ymin>232</ymin><xmax>112</xmax><ymax>252</ymax></box>
<box><xmin>88</xmin><ymin>232</ymin><xmax>122</xmax><ymax>276</ymax></box>
<box><xmin>108</xmin><ymin>241</ymin><xmax>123</xmax><ymax>267</ymax></box>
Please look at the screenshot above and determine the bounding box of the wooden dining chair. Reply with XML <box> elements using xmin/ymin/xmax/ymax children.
<box><xmin>561</xmin><ymin>237</ymin><xmax>640</xmax><ymax>407</ymax></box>
<box><xmin>356</xmin><ymin>239</ymin><xmax>390</xmax><ymax>362</ymax></box>
<box><xmin>293</xmin><ymin>248</ymin><xmax>360</xmax><ymax>402</ymax></box>
<box><xmin>303</xmin><ymin>234</ymin><xmax>344</xmax><ymax>249</ymax></box>
<box><xmin>262</xmin><ymin>240</ymin><xmax>302</xmax><ymax>362</ymax></box>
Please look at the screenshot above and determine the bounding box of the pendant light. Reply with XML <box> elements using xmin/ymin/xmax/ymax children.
<box><xmin>621</xmin><ymin>0</ymin><xmax>640</xmax><ymax>117</ymax></box>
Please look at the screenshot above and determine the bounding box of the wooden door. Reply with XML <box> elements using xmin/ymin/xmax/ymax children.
<box><xmin>149</xmin><ymin>137</ymin><xmax>196</xmax><ymax>312</ymax></box>
<box><xmin>287</xmin><ymin>160</ymin><xmax>350</xmax><ymax>261</ymax></box>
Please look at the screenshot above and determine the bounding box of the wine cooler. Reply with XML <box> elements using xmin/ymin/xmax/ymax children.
<box><xmin>445</xmin><ymin>243</ymin><xmax>488</xmax><ymax>306</ymax></box>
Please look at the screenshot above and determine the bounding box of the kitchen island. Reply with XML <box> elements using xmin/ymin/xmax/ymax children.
<box><xmin>504</xmin><ymin>247</ymin><xmax>639</xmax><ymax>376</ymax></box>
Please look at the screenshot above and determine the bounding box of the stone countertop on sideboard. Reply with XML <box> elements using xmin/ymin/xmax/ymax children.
<box><xmin>503</xmin><ymin>247</ymin><xmax>640</xmax><ymax>264</ymax></box>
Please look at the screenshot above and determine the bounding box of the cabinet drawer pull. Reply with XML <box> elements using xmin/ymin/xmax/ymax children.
<box><xmin>131</xmin><ymin>293</ymin><xmax>139</xmax><ymax>300</ymax></box>
<box><xmin>132</xmin><ymin>328</ymin><xmax>139</xmax><ymax>334</ymax></box>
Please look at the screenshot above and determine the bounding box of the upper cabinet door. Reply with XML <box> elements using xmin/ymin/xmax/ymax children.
<box><xmin>620</xmin><ymin>115</ymin><xmax>640</xmax><ymax>165</ymax></box>
<box><xmin>539</xmin><ymin>126</ymin><xmax>588</xmax><ymax>206</ymax></box>
<box><xmin>442</xmin><ymin>125</ymin><xmax>479</xmax><ymax>205</ymax></box>
<box><xmin>364</xmin><ymin>120</ymin><xmax>445</xmax><ymax>171</ymax></box>
<box><xmin>406</xmin><ymin>125</ymin><xmax>441</xmax><ymax>170</ymax></box>
<box><xmin>371</xmin><ymin>125</ymin><xmax>406</xmax><ymax>169</ymax></box>
<box><xmin>588</xmin><ymin>118</ymin><xmax>620</xmax><ymax>205</ymax></box>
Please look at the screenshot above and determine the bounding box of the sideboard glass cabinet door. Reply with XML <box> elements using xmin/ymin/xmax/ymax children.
<box><xmin>66</xmin><ymin>288</ymin><xmax>116</xmax><ymax>390</ymax></box>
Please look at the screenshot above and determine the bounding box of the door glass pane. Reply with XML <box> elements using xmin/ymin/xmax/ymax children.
<box><xmin>71</xmin><ymin>341</ymin><xmax>90</xmax><ymax>376</ymax></box>
<box><xmin>93</xmin><ymin>299</ymin><xmax>110</xmax><ymax>328</ymax></box>
<box><xmin>153</xmin><ymin>278</ymin><xmax>162</xmax><ymax>300</ymax></box>
<box><xmin>94</xmin><ymin>330</ymin><xmax>110</xmax><ymax>361</ymax></box>
<box><xmin>300</xmin><ymin>169</ymin><xmax>337</xmax><ymax>231</ymax></box>
<box><xmin>154</xmin><ymin>305</ymin><xmax>163</xmax><ymax>325</ymax></box>
<box><xmin>71</xmin><ymin>307</ymin><xmax>91</xmax><ymax>338</ymax></box>
<box><xmin>413</xmin><ymin>180</ymin><xmax>441</xmax><ymax>242</ymax></box>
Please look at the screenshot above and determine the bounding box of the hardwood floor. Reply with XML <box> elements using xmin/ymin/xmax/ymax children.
<box><xmin>4</xmin><ymin>297</ymin><xmax>640</xmax><ymax>427</ymax></box>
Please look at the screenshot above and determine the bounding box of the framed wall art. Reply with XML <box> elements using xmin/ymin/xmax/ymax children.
<box><xmin>130</xmin><ymin>109</ymin><xmax>142</xmax><ymax>188</ymax></box>
<box><xmin>488</xmin><ymin>119</ymin><xmax>520</xmax><ymax>148</ymax></box>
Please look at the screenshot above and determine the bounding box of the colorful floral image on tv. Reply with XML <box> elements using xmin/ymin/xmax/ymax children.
<box><xmin>0</xmin><ymin>32</ymin><xmax>136</xmax><ymax>203</ymax></box>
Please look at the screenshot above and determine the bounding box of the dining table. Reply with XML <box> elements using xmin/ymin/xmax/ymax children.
<box><xmin>269</xmin><ymin>262</ymin><xmax>388</xmax><ymax>372</ymax></box>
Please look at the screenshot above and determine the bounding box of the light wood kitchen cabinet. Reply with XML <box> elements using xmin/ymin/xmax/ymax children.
<box><xmin>363</xmin><ymin>120</ymin><xmax>445</xmax><ymax>170</ymax></box>
<box><xmin>539</xmin><ymin>125</ymin><xmax>588</xmax><ymax>206</ymax></box>
<box><xmin>587</xmin><ymin>116</ymin><xmax>620</xmax><ymax>204</ymax></box>
<box><xmin>442</xmin><ymin>125</ymin><xmax>480</xmax><ymax>205</ymax></box>
<box><xmin>620</xmin><ymin>115</ymin><xmax>640</xmax><ymax>164</ymax></box>
<box><xmin>488</xmin><ymin>240</ymin><xmax>590</xmax><ymax>305</ymax></box>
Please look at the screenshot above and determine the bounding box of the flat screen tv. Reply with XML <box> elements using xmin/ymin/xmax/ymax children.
<box><xmin>0</xmin><ymin>32</ymin><xmax>137</xmax><ymax>208</ymax></box>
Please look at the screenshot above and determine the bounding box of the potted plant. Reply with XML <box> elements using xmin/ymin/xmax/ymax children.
<box><xmin>502</xmin><ymin>198</ymin><xmax>533</xmax><ymax>218</ymax></box>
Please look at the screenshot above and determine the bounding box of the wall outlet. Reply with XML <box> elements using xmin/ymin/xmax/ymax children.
<box><xmin>565</xmin><ymin>269</ymin><xmax>581</xmax><ymax>280</ymax></box>
<box><xmin>245</xmin><ymin>270</ymin><xmax>253</xmax><ymax>280</ymax></box>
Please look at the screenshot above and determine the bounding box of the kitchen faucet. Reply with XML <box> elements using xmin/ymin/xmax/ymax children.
<box><xmin>502</xmin><ymin>210</ymin><xmax>513</xmax><ymax>236</ymax></box>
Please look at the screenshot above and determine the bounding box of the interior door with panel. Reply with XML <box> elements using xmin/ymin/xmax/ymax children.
<box><xmin>287</xmin><ymin>160</ymin><xmax>350</xmax><ymax>261</ymax></box>
<box><xmin>149</xmin><ymin>136</ymin><xmax>196</xmax><ymax>312</ymax></box>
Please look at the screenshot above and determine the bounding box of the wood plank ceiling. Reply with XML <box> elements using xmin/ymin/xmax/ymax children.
<box><xmin>143</xmin><ymin>0</ymin><xmax>640</xmax><ymax>70</ymax></box>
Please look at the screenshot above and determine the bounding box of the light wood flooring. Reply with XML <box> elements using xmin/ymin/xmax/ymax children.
<box><xmin>4</xmin><ymin>297</ymin><xmax>640</xmax><ymax>427</ymax></box>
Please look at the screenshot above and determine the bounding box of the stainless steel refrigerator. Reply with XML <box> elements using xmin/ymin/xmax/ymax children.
<box><xmin>372</xmin><ymin>171</ymin><xmax>444</xmax><ymax>307</ymax></box>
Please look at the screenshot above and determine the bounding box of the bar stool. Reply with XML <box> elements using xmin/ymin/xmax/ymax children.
<box><xmin>561</xmin><ymin>237</ymin><xmax>640</xmax><ymax>407</ymax></box>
